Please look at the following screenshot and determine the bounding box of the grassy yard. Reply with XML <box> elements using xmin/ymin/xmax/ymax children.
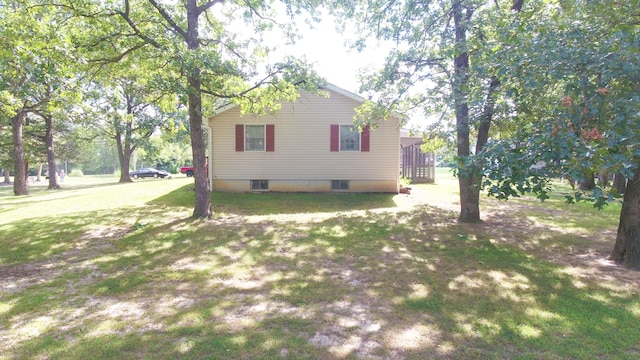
<box><xmin>1</xmin><ymin>171</ymin><xmax>638</xmax><ymax>359</ymax></box>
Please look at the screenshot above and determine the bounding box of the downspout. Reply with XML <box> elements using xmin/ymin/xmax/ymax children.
<box><xmin>396</xmin><ymin>123</ymin><xmax>401</xmax><ymax>193</ymax></box>
<box><xmin>206</xmin><ymin>124</ymin><xmax>213</xmax><ymax>191</ymax></box>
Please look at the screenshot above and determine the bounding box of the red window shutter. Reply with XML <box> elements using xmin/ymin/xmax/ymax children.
<box><xmin>235</xmin><ymin>124</ymin><xmax>244</xmax><ymax>152</ymax></box>
<box><xmin>330</xmin><ymin>124</ymin><xmax>339</xmax><ymax>152</ymax></box>
<box><xmin>361</xmin><ymin>125</ymin><xmax>370</xmax><ymax>152</ymax></box>
<box><xmin>266</xmin><ymin>124</ymin><xmax>275</xmax><ymax>152</ymax></box>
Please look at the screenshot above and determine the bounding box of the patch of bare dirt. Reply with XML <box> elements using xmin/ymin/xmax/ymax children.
<box><xmin>0</xmin><ymin>227</ymin><xmax>129</xmax><ymax>295</ymax></box>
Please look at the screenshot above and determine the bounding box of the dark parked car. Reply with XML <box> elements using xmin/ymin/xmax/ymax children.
<box><xmin>130</xmin><ymin>168</ymin><xmax>170</xmax><ymax>179</ymax></box>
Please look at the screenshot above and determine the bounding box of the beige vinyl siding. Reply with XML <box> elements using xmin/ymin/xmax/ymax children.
<box><xmin>208</xmin><ymin>88</ymin><xmax>400</xmax><ymax>192</ymax></box>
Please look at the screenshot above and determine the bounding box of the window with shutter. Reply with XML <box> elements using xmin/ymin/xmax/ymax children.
<box><xmin>245</xmin><ymin>125</ymin><xmax>264</xmax><ymax>151</ymax></box>
<box><xmin>340</xmin><ymin>125</ymin><xmax>360</xmax><ymax>151</ymax></box>
<box><xmin>333</xmin><ymin>125</ymin><xmax>371</xmax><ymax>152</ymax></box>
<box><xmin>235</xmin><ymin>124</ymin><xmax>274</xmax><ymax>152</ymax></box>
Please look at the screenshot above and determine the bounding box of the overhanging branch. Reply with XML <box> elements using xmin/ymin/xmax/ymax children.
<box><xmin>147</xmin><ymin>0</ymin><xmax>188</xmax><ymax>40</ymax></box>
<box><xmin>88</xmin><ymin>42</ymin><xmax>148</xmax><ymax>64</ymax></box>
<box><xmin>115</xmin><ymin>0</ymin><xmax>163</xmax><ymax>49</ymax></box>
<box><xmin>200</xmin><ymin>66</ymin><xmax>291</xmax><ymax>98</ymax></box>
<box><xmin>196</xmin><ymin>0</ymin><xmax>225</xmax><ymax>16</ymax></box>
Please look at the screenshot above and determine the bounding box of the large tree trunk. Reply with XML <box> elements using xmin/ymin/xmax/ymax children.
<box><xmin>2</xmin><ymin>168</ymin><xmax>10</xmax><ymax>184</ymax></box>
<box><xmin>187</xmin><ymin>0</ymin><xmax>212</xmax><ymax>219</ymax></box>
<box><xmin>598</xmin><ymin>170</ymin><xmax>610</xmax><ymax>188</ymax></box>
<box><xmin>579</xmin><ymin>170</ymin><xmax>596</xmax><ymax>190</ymax></box>
<box><xmin>613</xmin><ymin>172</ymin><xmax>626</xmax><ymax>195</ymax></box>
<box><xmin>44</xmin><ymin>114</ymin><xmax>60</xmax><ymax>190</ymax></box>
<box><xmin>118</xmin><ymin>150</ymin><xmax>133</xmax><ymax>182</ymax></box>
<box><xmin>462</xmin><ymin>76</ymin><xmax>501</xmax><ymax>222</ymax></box>
<box><xmin>24</xmin><ymin>160</ymin><xmax>29</xmax><ymax>184</ymax></box>
<box><xmin>11</xmin><ymin>110</ymin><xmax>28</xmax><ymax>195</ymax></box>
<box><xmin>116</xmin><ymin>91</ymin><xmax>136</xmax><ymax>183</ymax></box>
<box><xmin>609</xmin><ymin>162</ymin><xmax>640</xmax><ymax>269</ymax></box>
<box><xmin>187</xmin><ymin>74</ymin><xmax>211</xmax><ymax>218</ymax></box>
<box><xmin>453</xmin><ymin>0</ymin><xmax>480</xmax><ymax>223</ymax></box>
<box><xmin>36</xmin><ymin>163</ymin><xmax>43</xmax><ymax>182</ymax></box>
<box><xmin>476</xmin><ymin>76</ymin><xmax>500</xmax><ymax>154</ymax></box>
<box><xmin>115</xmin><ymin>126</ymin><xmax>133</xmax><ymax>183</ymax></box>
<box><xmin>455</xmin><ymin>0</ymin><xmax>523</xmax><ymax>223</ymax></box>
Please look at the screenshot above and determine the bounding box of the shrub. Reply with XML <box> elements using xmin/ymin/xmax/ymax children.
<box><xmin>69</xmin><ymin>169</ymin><xmax>84</xmax><ymax>177</ymax></box>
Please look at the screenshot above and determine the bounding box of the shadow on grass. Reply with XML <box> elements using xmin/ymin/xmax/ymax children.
<box><xmin>2</xmin><ymin>196</ymin><xmax>639</xmax><ymax>359</ymax></box>
<box><xmin>0</xmin><ymin>214</ymin><xmax>89</xmax><ymax>265</ymax></box>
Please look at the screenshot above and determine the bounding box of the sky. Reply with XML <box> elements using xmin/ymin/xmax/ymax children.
<box><xmin>271</xmin><ymin>17</ymin><xmax>432</xmax><ymax>129</ymax></box>
<box><xmin>233</xmin><ymin>9</ymin><xmax>431</xmax><ymax>129</ymax></box>
<box><xmin>220</xmin><ymin>4</ymin><xmax>434</xmax><ymax>129</ymax></box>
<box><xmin>277</xmin><ymin>19</ymin><xmax>384</xmax><ymax>95</ymax></box>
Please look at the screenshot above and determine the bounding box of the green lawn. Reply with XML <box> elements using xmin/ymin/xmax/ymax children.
<box><xmin>0</xmin><ymin>172</ymin><xmax>638</xmax><ymax>359</ymax></box>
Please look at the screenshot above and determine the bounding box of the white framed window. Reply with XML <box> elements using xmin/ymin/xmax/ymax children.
<box><xmin>245</xmin><ymin>125</ymin><xmax>265</xmax><ymax>151</ymax></box>
<box><xmin>331</xmin><ymin>180</ymin><xmax>349</xmax><ymax>191</ymax></box>
<box><xmin>251</xmin><ymin>180</ymin><xmax>269</xmax><ymax>191</ymax></box>
<box><xmin>340</xmin><ymin>125</ymin><xmax>360</xmax><ymax>151</ymax></box>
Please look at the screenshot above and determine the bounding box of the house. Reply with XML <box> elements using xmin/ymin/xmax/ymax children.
<box><xmin>205</xmin><ymin>83</ymin><xmax>401</xmax><ymax>193</ymax></box>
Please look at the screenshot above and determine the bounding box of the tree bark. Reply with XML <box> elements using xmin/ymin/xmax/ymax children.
<box><xmin>187</xmin><ymin>0</ymin><xmax>212</xmax><ymax>219</ymax></box>
<box><xmin>453</xmin><ymin>0</ymin><xmax>480</xmax><ymax>223</ymax></box>
<box><xmin>2</xmin><ymin>168</ymin><xmax>10</xmax><ymax>184</ymax></box>
<box><xmin>613</xmin><ymin>172</ymin><xmax>626</xmax><ymax>195</ymax></box>
<box><xmin>455</xmin><ymin>1</ymin><xmax>523</xmax><ymax>223</ymax></box>
<box><xmin>44</xmin><ymin>114</ymin><xmax>60</xmax><ymax>190</ymax></box>
<box><xmin>512</xmin><ymin>0</ymin><xmax>525</xmax><ymax>11</ymax></box>
<box><xmin>36</xmin><ymin>163</ymin><xmax>43</xmax><ymax>182</ymax></box>
<box><xmin>115</xmin><ymin>124</ymin><xmax>133</xmax><ymax>183</ymax></box>
<box><xmin>24</xmin><ymin>160</ymin><xmax>29</xmax><ymax>184</ymax></box>
<box><xmin>11</xmin><ymin>110</ymin><xmax>28</xmax><ymax>195</ymax></box>
<box><xmin>476</xmin><ymin>76</ymin><xmax>500</xmax><ymax>154</ymax></box>
<box><xmin>609</xmin><ymin>162</ymin><xmax>640</xmax><ymax>269</ymax></box>
<box><xmin>579</xmin><ymin>170</ymin><xmax>596</xmax><ymax>190</ymax></box>
<box><xmin>598</xmin><ymin>170</ymin><xmax>609</xmax><ymax>188</ymax></box>
<box><xmin>116</xmin><ymin>89</ymin><xmax>137</xmax><ymax>183</ymax></box>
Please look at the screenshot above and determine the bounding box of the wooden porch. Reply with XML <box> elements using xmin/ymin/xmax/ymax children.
<box><xmin>401</xmin><ymin>143</ymin><xmax>435</xmax><ymax>183</ymax></box>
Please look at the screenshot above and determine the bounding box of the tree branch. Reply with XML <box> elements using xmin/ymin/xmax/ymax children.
<box><xmin>239</xmin><ymin>0</ymin><xmax>281</xmax><ymax>27</ymax></box>
<box><xmin>115</xmin><ymin>0</ymin><xmax>163</xmax><ymax>49</ymax></box>
<box><xmin>87</xmin><ymin>42</ymin><xmax>148</xmax><ymax>64</ymax></box>
<box><xmin>23</xmin><ymin>94</ymin><xmax>51</xmax><ymax>113</ymax></box>
<box><xmin>512</xmin><ymin>0</ymin><xmax>525</xmax><ymax>11</ymax></box>
<box><xmin>476</xmin><ymin>76</ymin><xmax>500</xmax><ymax>154</ymax></box>
<box><xmin>196</xmin><ymin>0</ymin><xmax>225</xmax><ymax>16</ymax></box>
<box><xmin>147</xmin><ymin>0</ymin><xmax>188</xmax><ymax>40</ymax></box>
<box><xmin>200</xmin><ymin>64</ymin><xmax>297</xmax><ymax>99</ymax></box>
<box><xmin>27</xmin><ymin>1</ymin><xmax>111</xmax><ymax>18</ymax></box>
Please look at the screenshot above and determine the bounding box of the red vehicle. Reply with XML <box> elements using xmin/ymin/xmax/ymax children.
<box><xmin>180</xmin><ymin>166</ymin><xmax>195</xmax><ymax>177</ymax></box>
<box><xmin>180</xmin><ymin>165</ymin><xmax>207</xmax><ymax>177</ymax></box>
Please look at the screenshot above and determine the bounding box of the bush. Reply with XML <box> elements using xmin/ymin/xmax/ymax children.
<box><xmin>69</xmin><ymin>169</ymin><xmax>84</xmax><ymax>177</ymax></box>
